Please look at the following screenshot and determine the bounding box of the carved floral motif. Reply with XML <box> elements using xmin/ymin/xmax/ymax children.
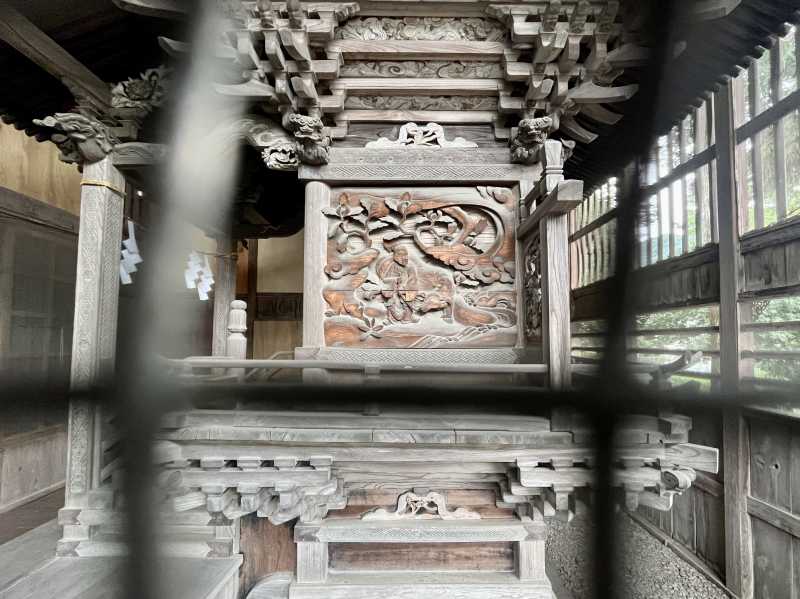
<box><xmin>362</xmin><ymin>491</ymin><xmax>481</xmax><ymax>520</ymax></box>
<box><xmin>33</xmin><ymin>113</ymin><xmax>119</xmax><ymax>165</ymax></box>
<box><xmin>110</xmin><ymin>66</ymin><xmax>171</xmax><ymax>113</ymax></box>
<box><xmin>366</xmin><ymin>122</ymin><xmax>478</xmax><ymax>149</ymax></box>
<box><xmin>339</xmin><ymin>60</ymin><xmax>504</xmax><ymax>79</ymax></box>
<box><xmin>344</xmin><ymin>96</ymin><xmax>497</xmax><ymax>111</ymax></box>
<box><xmin>335</xmin><ymin>17</ymin><xmax>507</xmax><ymax>41</ymax></box>
<box><xmin>322</xmin><ymin>188</ymin><xmax>517</xmax><ymax>349</ymax></box>
<box><xmin>524</xmin><ymin>239</ymin><xmax>543</xmax><ymax>340</ymax></box>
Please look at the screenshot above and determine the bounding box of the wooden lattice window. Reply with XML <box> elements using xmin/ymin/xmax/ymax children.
<box><xmin>734</xmin><ymin>25</ymin><xmax>800</xmax><ymax>234</ymax></box>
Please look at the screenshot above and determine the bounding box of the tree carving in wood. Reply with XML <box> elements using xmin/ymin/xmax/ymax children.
<box><xmin>322</xmin><ymin>187</ymin><xmax>517</xmax><ymax>348</ymax></box>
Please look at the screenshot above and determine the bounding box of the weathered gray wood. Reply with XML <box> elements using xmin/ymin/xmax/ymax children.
<box><xmin>723</xmin><ymin>409</ymin><xmax>754</xmax><ymax>599</ymax></box>
<box><xmin>0</xmin><ymin>4</ymin><xmax>111</xmax><ymax>112</ymax></box>
<box><xmin>287</xmin><ymin>571</ymin><xmax>553</xmax><ymax>599</ymax></box>
<box><xmin>0</xmin><ymin>520</ymin><xmax>59</xmax><ymax>592</ymax></box>
<box><xmin>714</xmin><ymin>84</ymin><xmax>744</xmax><ymax>395</ymax></box>
<box><xmin>540</xmin><ymin>212</ymin><xmax>571</xmax><ymax>390</ymax></box>
<box><xmin>302</xmin><ymin>182</ymin><xmax>330</xmax><ymax>349</ymax></box>
<box><xmin>65</xmin><ymin>157</ymin><xmax>125</xmax><ymax>524</ymax></box>
<box><xmin>296</xmin><ymin>542</ymin><xmax>328</xmax><ymax>584</ymax></box>
<box><xmin>748</xmin><ymin>496</ymin><xmax>800</xmax><ymax>539</ymax></box>
<box><xmin>212</xmin><ymin>238</ymin><xmax>237</xmax><ymax>358</ymax></box>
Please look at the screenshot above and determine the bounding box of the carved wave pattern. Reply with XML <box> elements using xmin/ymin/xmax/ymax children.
<box><xmin>339</xmin><ymin>61</ymin><xmax>504</xmax><ymax>79</ymax></box>
<box><xmin>344</xmin><ymin>96</ymin><xmax>498</xmax><ymax>111</ymax></box>
<box><xmin>335</xmin><ymin>17</ymin><xmax>507</xmax><ymax>41</ymax></box>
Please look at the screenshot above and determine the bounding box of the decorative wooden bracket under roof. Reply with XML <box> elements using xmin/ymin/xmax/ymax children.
<box><xmin>112</xmin><ymin>0</ymin><xmax>647</xmax><ymax>169</ymax></box>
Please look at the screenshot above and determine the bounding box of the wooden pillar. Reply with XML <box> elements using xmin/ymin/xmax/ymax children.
<box><xmin>537</xmin><ymin>140</ymin><xmax>580</xmax><ymax>390</ymax></box>
<box><xmin>246</xmin><ymin>239</ymin><xmax>258</xmax><ymax>358</ymax></box>
<box><xmin>541</xmin><ymin>211</ymin><xmax>571</xmax><ymax>390</ymax></box>
<box><xmin>212</xmin><ymin>237</ymin><xmax>237</xmax><ymax>357</ymax></box>
<box><xmin>715</xmin><ymin>83</ymin><xmax>754</xmax><ymax>598</ymax></box>
<box><xmin>296</xmin><ymin>541</ymin><xmax>328</xmax><ymax>583</ymax></box>
<box><xmin>715</xmin><ymin>83</ymin><xmax>744</xmax><ymax>395</ymax></box>
<box><xmin>302</xmin><ymin>181</ymin><xmax>330</xmax><ymax>349</ymax></box>
<box><xmin>65</xmin><ymin>156</ymin><xmax>124</xmax><ymax>508</ymax></box>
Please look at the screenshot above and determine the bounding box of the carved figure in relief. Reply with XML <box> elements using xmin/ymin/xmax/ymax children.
<box><xmin>362</xmin><ymin>491</ymin><xmax>481</xmax><ymax>520</ymax></box>
<box><xmin>510</xmin><ymin>116</ymin><xmax>553</xmax><ymax>165</ymax></box>
<box><xmin>285</xmin><ymin>113</ymin><xmax>331</xmax><ymax>165</ymax></box>
<box><xmin>366</xmin><ymin>122</ymin><xmax>478</xmax><ymax>149</ymax></box>
<box><xmin>322</xmin><ymin>189</ymin><xmax>517</xmax><ymax>348</ymax></box>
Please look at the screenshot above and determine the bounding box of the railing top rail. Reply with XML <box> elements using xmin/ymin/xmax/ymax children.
<box><xmin>175</xmin><ymin>357</ymin><xmax>549</xmax><ymax>376</ymax></box>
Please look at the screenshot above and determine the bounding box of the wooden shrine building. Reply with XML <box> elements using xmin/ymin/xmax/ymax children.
<box><xmin>1</xmin><ymin>0</ymin><xmax>799</xmax><ymax>598</ymax></box>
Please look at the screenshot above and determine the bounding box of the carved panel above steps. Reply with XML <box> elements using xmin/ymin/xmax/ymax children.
<box><xmin>321</xmin><ymin>186</ymin><xmax>518</xmax><ymax>348</ymax></box>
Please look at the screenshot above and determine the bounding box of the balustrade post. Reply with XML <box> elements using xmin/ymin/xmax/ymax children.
<box><xmin>226</xmin><ymin>299</ymin><xmax>248</xmax><ymax>380</ymax></box>
<box><xmin>530</xmin><ymin>140</ymin><xmax>582</xmax><ymax>390</ymax></box>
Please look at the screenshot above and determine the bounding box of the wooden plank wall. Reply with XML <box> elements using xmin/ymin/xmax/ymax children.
<box><xmin>739</xmin><ymin>217</ymin><xmax>800</xmax><ymax>298</ymax></box>
<box><xmin>0</xmin><ymin>123</ymin><xmax>81</xmax><ymax>214</ymax></box>
<box><xmin>746</xmin><ymin>411</ymin><xmax>800</xmax><ymax>599</ymax></box>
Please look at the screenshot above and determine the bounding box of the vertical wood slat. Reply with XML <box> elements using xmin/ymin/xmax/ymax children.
<box><xmin>647</xmin><ymin>194</ymin><xmax>655</xmax><ymax>265</ymax></box>
<box><xmin>733</xmin><ymin>73</ymin><xmax>751</xmax><ymax>237</ymax></box>
<box><xmin>771</xmin><ymin>42</ymin><xmax>788</xmax><ymax>221</ymax></box>
<box><xmin>212</xmin><ymin>237</ymin><xmax>237</xmax><ymax>358</ymax></box>
<box><xmin>749</xmin><ymin>58</ymin><xmax>765</xmax><ymax>231</ymax></box>
<box><xmin>680</xmin><ymin>119</ymin><xmax>690</xmax><ymax>254</ymax></box>
<box><xmin>724</xmin><ymin>410</ymin><xmax>754</xmax><ymax>599</ymax></box>
<box><xmin>657</xmin><ymin>188</ymin><xmax>665</xmax><ymax>262</ymax></box>
<box><xmin>716</xmin><ymin>81</ymin><xmax>754</xmax><ymax>598</ymax></box>
<box><xmin>694</xmin><ymin>108</ymin><xmax>706</xmax><ymax>248</ymax></box>
<box><xmin>246</xmin><ymin>239</ymin><xmax>258</xmax><ymax>359</ymax></box>
<box><xmin>667</xmin><ymin>133</ymin><xmax>676</xmax><ymax>258</ymax></box>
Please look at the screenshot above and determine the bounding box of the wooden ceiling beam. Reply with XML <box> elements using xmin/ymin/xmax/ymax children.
<box><xmin>0</xmin><ymin>2</ymin><xmax>111</xmax><ymax>113</ymax></box>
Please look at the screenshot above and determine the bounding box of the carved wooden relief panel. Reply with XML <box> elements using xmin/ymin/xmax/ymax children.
<box><xmin>322</xmin><ymin>187</ymin><xmax>518</xmax><ymax>348</ymax></box>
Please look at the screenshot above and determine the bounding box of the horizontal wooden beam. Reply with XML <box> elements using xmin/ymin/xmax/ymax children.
<box><xmin>736</xmin><ymin>83</ymin><xmax>800</xmax><ymax>143</ymax></box>
<box><xmin>0</xmin><ymin>185</ymin><xmax>79</xmax><ymax>235</ymax></box>
<box><xmin>330</xmin><ymin>77</ymin><xmax>508</xmax><ymax>96</ymax></box>
<box><xmin>747</xmin><ymin>495</ymin><xmax>800</xmax><ymax>539</ymax></box>
<box><xmin>326</xmin><ymin>40</ymin><xmax>507</xmax><ymax>61</ymax></box>
<box><xmin>333</xmin><ymin>109</ymin><xmax>499</xmax><ymax>124</ymax></box>
<box><xmin>569</xmin><ymin>207</ymin><xmax>618</xmax><ymax>243</ymax></box>
<box><xmin>518</xmin><ymin>179</ymin><xmax>583</xmax><ymax>239</ymax></box>
<box><xmin>739</xmin><ymin>215</ymin><xmax>800</xmax><ymax>253</ymax></box>
<box><xmin>0</xmin><ymin>3</ymin><xmax>111</xmax><ymax>111</ymax></box>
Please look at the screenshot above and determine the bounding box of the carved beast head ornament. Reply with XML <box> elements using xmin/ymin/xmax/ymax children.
<box><xmin>33</xmin><ymin>113</ymin><xmax>119</xmax><ymax>165</ymax></box>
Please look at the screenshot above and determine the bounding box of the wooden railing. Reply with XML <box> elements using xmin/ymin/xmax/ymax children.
<box><xmin>517</xmin><ymin>139</ymin><xmax>583</xmax><ymax>389</ymax></box>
